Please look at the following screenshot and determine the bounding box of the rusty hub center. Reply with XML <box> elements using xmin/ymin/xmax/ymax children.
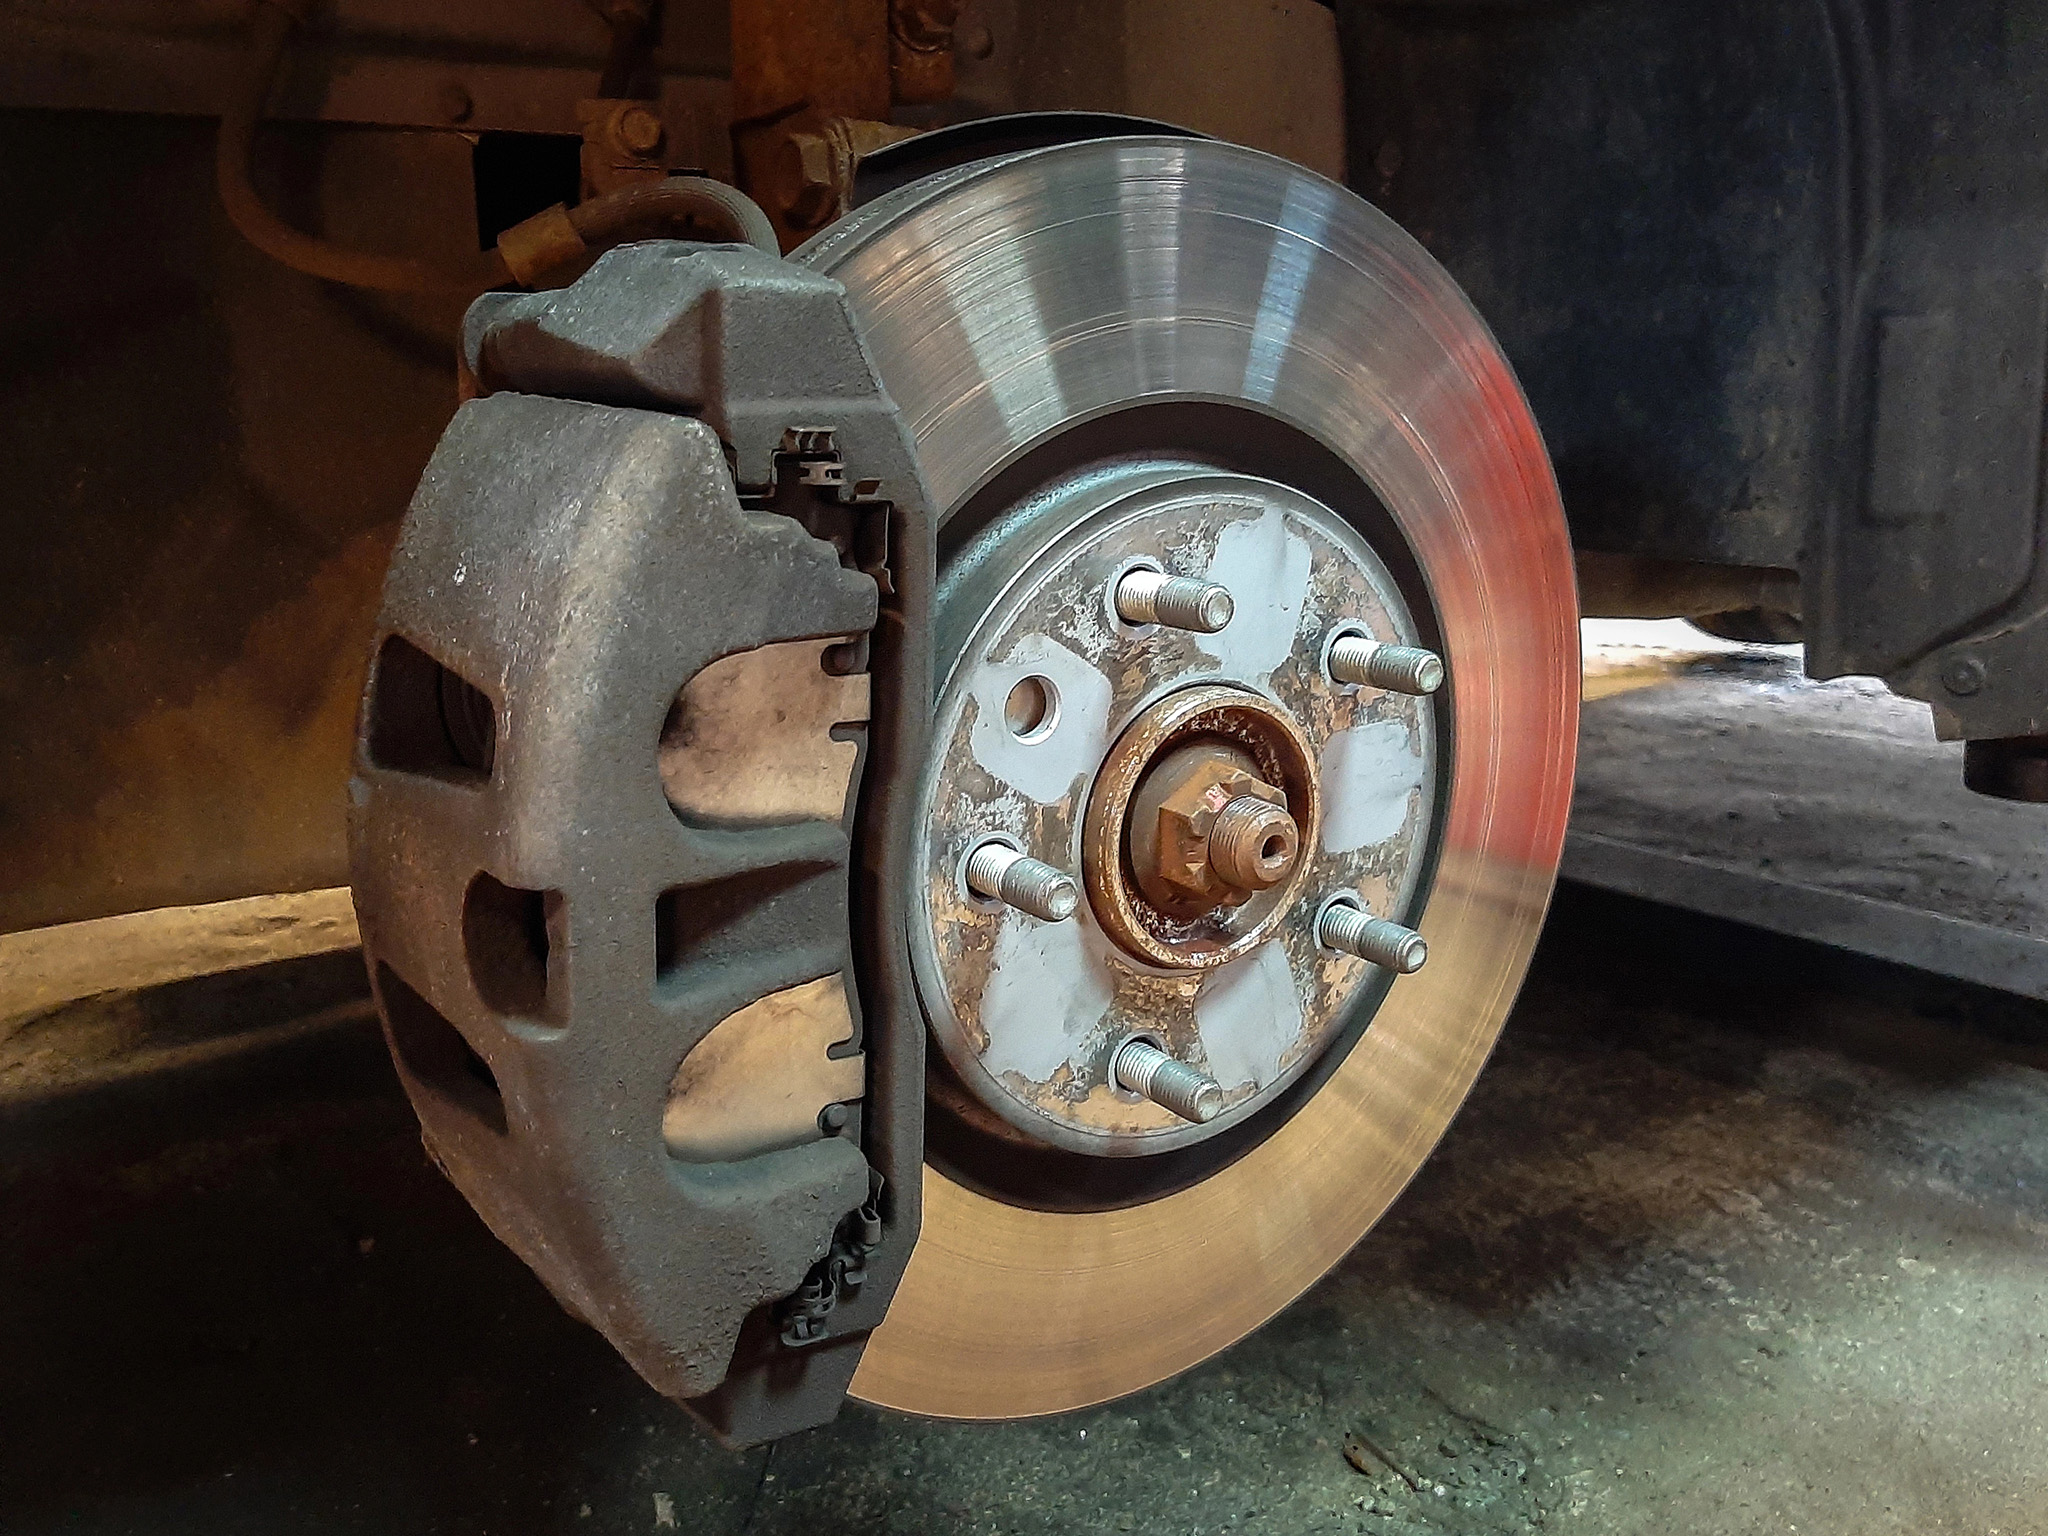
<box><xmin>1127</xmin><ymin>741</ymin><xmax>1300</xmax><ymax>913</ymax></box>
<box><xmin>1082</xmin><ymin>683</ymin><xmax>1321</xmax><ymax>971</ymax></box>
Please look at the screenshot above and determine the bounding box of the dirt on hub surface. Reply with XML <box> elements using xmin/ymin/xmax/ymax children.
<box><xmin>2</xmin><ymin>885</ymin><xmax>2045</xmax><ymax>1535</ymax></box>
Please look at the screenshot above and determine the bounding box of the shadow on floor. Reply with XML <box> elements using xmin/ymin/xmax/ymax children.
<box><xmin>3</xmin><ymin>887</ymin><xmax>2043</xmax><ymax>1534</ymax></box>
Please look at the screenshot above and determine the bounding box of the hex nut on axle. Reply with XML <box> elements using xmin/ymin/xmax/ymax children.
<box><xmin>1112</xmin><ymin>1038</ymin><xmax>1224</xmax><ymax>1124</ymax></box>
<box><xmin>1114</xmin><ymin>569</ymin><xmax>1235</xmax><ymax>633</ymax></box>
<box><xmin>1317</xmin><ymin>899</ymin><xmax>1427</xmax><ymax>973</ymax></box>
<box><xmin>1129</xmin><ymin>743</ymin><xmax>1298</xmax><ymax>913</ymax></box>
<box><xmin>1328</xmin><ymin>635</ymin><xmax>1444</xmax><ymax>695</ymax></box>
<box><xmin>965</xmin><ymin>841</ymin><xmax>1080</xmax><ymax>922</ymax></box>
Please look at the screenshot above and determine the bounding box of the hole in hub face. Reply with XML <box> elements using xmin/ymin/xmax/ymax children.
<box><xmin>1261</xmin><ymin>834</ymin><xmax>1286</xmax><ymax>860</ymax></box>
<box><xmin>1004</xmin><ymin>674</ymin><xmax>1059</xmax><ymax>741</ymax></box>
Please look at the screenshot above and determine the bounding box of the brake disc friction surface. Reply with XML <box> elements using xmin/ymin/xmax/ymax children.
<box><xmin>800</xmin><ymin>138</ymin><xmax>1579</xmax><ymax>1418</ymax></box>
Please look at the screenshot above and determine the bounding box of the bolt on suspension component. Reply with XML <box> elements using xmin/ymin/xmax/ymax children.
<box><xmin>1114</xmin><ymin>569</ymin><xmax>1235</xmax><ymax>633</ymax></box>
<box><xmin>1328</xmin><ymin>635</ymin><xmax>1444</xmax><ymax>695</ymax></box>
<box><xmin>1317</xmin><ymin>900</ymin><xmax>1428</xmax><ymax>973</ymax></box>
<box><xmin>964</xmin><ymin>841</ymin><xmax>1080</xmax><ymax>921</ymax></box>
<box><xmin>1112</xmin><ymin>1038</ymin><xmax>1224</xmax><ymax>1124</ymax></box>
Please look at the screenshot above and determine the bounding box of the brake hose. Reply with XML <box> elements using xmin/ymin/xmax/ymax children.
<box><xmin>216</xmin><ymin>1</ymin><xmax>776</xmax><ymax>295</ymax></box>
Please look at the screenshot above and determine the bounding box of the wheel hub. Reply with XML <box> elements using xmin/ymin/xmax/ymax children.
<box><xmin>1083</xmin><ymin>682</ymin><xmax>1319</xmax><ymax>966</ymax></box>
<box><xmin>908</xmin><ymin>462</ymin><xmax>1441</xmax><ymax>1159</ymax></box>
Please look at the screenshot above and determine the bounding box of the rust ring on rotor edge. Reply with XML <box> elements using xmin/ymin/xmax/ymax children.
<box><xmin>1080</xmin><ymin>684</ymin><xmax>1320</xmax><ymax>971</ymax></box>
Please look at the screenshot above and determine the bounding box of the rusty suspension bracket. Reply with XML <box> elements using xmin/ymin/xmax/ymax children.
<box><xmin>349</xmin><ymin>242</ymin><xmax>934</xmax><ymax>1446</ymax></box>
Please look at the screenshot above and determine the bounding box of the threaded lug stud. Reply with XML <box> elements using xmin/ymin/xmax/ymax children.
<box><xmin>1114</xmin><ymin>570</ymin><xmax>1234</xmax><ymax>633</ymax></box>
<box><xmin>1328</xmin><ymin>636</ymin><xmax>1444</xmax><ymax>695</ymax></box>
<box><xmin>1317</xmin><ymin>900</ymin><xmax>1427</xmax><ymax>973</ymax></box>
<box><xmin>1111</xmin><ymin>1038</ymin><xmax>1224</xmax><ymax>1124</ymax></box>
<box><xmin>1207</xmin><ymin>794</ymin><xmax>1300</xmax><ymax>892</ymax></box>
<box><xmin>964</xmin><ymin>841</ymin><xmax>1080</xmax><ymax>922</ymax></box>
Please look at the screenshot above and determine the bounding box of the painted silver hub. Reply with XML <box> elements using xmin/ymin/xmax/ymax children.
<box><xmin>908</xmin><ymin>461</ymin><xmax>1441</xmax><ymax>1157</ymax></box>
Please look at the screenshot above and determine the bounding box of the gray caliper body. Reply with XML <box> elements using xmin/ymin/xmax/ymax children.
<box><xmin>347</xmin><ymin>243</ymin><xmax>933</xmax><ymax>1445</ymax></box>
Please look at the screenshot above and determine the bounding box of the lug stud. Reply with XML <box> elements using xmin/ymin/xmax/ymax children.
<box><xmin>1317</xmin><ymin>900</ymin><xmax>1427</xmax><ymax>973</ymax></box>
<box><xmin>965</xmin><ymin>841</ymin><xmax>1080</xmax><ymax>922</ymax></box>
<box><xmin>1114</xmin><ymin>569</ymin><xmax>1234</xmax><ymax>633</ymax></box>
<box><xmin>1112</xmin><ymin>1038</ymin><xmax>1224</xmax><ymax>1124</ymax></box>
<box><xmin>1328</xmin><ymin>636</ymin><xmax>1444</xmax><ymax>695</ymax></box>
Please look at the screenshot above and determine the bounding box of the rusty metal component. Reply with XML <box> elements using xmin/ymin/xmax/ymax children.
<box><xmin>1110</xmin><ymin>1038</ymin><xmax>1222</xmax><ymax>1125</ymax></box>
<box><xmin>663</xmin><ymin>974</ymin><xmax>868</xmax><ymax>1162</ymax></box>
<box><xmin>579</xmin><ymin>97</ymin><xmax>670</xmax><ymax>198</ymax></box>
<box><xmin>1083</xmin><ymin>685</ymin><xmax>1320</xmax><ymax>971</ymax></box>
<box><xmin>1112</xmin><ymin>568</ymin><xmax>1234</xmax><ymax>632</ymax></box>
<box><xmin>1126</xmin><ymin>741</ymin><xmax>1295</xmax><ymax>912</ymax></box>
<box><xmin>781</xmin><ymin>117</ymin><xmax>922</xmax><ymax>233</ymax></box>
<box><xmin>496</xmin><ymin>202</ymin><xmax>587</xmax><ymax>288</ymax></box>
<box><xmin>731</xmin><ymin>0</ymin><xmax>893</xmax><ymax>250</ymax></box>
<box><xmin>903</xmin><ymin>451</ymin><xmax>1437</xmax><ymax>1168</ymax></box>
<box><xmin>963</xmin><ymin>842</ymin><xmax>1080</xmax><ymax>922</ymax></box>
<box><xmin>947</xmin><ymin>0</ymin><xmax>1344</xmax><ymax>181</ymax></box>
<box><xmin>1327</xmin><ymin>635</ymin><xmax>1445</xmax><ymax>696</ymax></box>
<box><xmin>1316</xmin><ymin>898</ymin><xmax>1428</xmax><ymax>974</ymax></box>
<box><xmin>889</xmin><ymin>0</ymin><xmax>960</xmax><ymax>104</ymax></box>
<box><xmin>1</xmin><ymin>3</ymin><xmax>736</xmax><ymax>140</ymax></box>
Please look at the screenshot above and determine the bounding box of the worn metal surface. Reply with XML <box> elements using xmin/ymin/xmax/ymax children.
<box><xmin>1569</xmin><ymin>649</ymin><xmax>2048</xmax><ymax>1002</ymax></box>
<box><xmin>729</xmin><ymin>0</ymin><xmax>893</xmax><ymax>249</ymax></box>
<box><xmin>799</xmin><ymin>136</ymin><xmax>1579</xmax><ymax>1418</ymax></box>
<box><xmin>354</xmin><ymin>242</ymin><xmax>936</xmax><ymax>1446</ymax></box>
<box><xmin>913</xmin><ymin>472</ymin><xmax>1428</xmax><ymax>1160</ymax></box>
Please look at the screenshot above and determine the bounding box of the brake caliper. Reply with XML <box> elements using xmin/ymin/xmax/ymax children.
<box><xmin>347</xmin><ymin>244</ymin><xmax>933</xmax><ymax>1445</ymax></box>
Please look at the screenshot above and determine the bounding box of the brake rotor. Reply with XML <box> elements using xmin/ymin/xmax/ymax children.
<box><xmin>795</xmin><ymin>137</ymin><xmax>1578</xmax><ymax>1418</ymax></box>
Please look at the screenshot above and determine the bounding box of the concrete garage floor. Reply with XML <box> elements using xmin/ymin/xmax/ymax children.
<box><xmin>4</xmin><ymin>887</ymin><xmax>2047</xmax><ymax>1536</ymax></box>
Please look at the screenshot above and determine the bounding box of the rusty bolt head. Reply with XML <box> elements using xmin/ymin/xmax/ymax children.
<box><xmin>1128</xmin><ymin>741</ymin><xmax>1296</xmax><ymax>913</ymax></box>
<box><xmin>615</xmin><ymin>104</ymin><xmax>665</xmax><ymax>157</ymax></box>
<box><xmin>783</xmin><ymin>132</ymin><xmax>838</xmax><ymax>227</ymax></box>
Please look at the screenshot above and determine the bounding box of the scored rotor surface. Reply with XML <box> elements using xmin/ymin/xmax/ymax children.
<box><xmin>797</xmin><ymin>137</ymin><xmax>1578</xmax><ymax>1419</ymax></box>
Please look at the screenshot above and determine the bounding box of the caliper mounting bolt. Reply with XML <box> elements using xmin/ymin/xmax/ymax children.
<box><xmin>1114</xmin><ymin>569</ymin><xmax>1235</xmax><ymax>633</ymax></box>
<box><xmin>1317</xmin><ymin>900</ymin><xmax>1428</xmax><ymax>973</ymax></box>
<box><xmin>965</xmin><ymin>841</ymin><xmax>1080</xmax><ymax>922</ymax></box>
<box><xmin>1328</xmin><ymin>636</ymin><xmax>1445</xmax><ymax>695</ymax></box>
<box><xmin>1112</xmin><ymin>1038</ymin><xmax>1224</xmax><ymax>1124</ymax></box>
